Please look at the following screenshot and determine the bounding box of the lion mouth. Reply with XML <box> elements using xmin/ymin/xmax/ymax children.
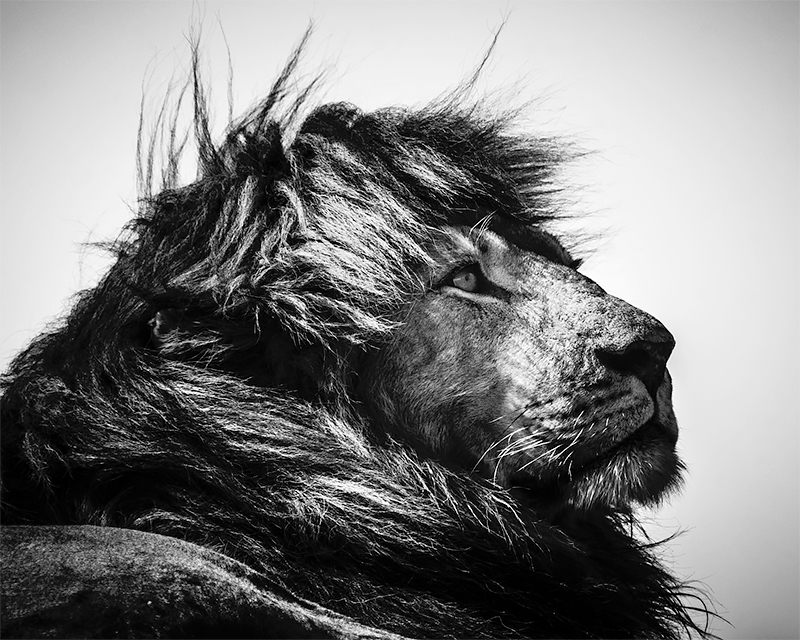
<box><xmin>587</xmin><ymin>416</ymin><xmax>672</xmax><ymax>466</ymax></box>
<box><xmin>575</xmin><ymin>388</ymin><xmax>678</xmax><ymax>471</ymax></box>
<box><xmin>509</xmin><ymin>415</ymin><xmax>679</xmax><ymax>508</ymax></box>
<box><xmin>577</xmin><ymin>417</ymin><xmax>668</xmax><ymax>477</ymax></box>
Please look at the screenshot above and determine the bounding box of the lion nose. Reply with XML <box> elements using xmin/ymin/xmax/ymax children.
<box><xmin>596</xmin><ymin>336</ymin><xmax>674</xmax><ymax>397</ymax></box>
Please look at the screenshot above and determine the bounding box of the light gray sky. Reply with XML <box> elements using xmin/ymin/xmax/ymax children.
<box><xmin>1</xmin><ymin>2</ymin><xmax>798</xmax><ymax>638</ymax></box>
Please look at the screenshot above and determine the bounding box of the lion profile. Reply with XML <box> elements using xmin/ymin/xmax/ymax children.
<box><xmin>0</xmin><ymin>34</ymin><xmax>713</xmax><ymax>639</ymax></box>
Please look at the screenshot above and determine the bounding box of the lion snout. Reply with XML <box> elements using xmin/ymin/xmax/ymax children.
<box><xmin>586</xmin><ymin>294</ymin><xmax>675</xmax><ymax>398</ymax></box>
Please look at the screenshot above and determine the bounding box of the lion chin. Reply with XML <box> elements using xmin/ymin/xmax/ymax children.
<box><xmin>514</xmin><ymin>418</ymin><xmax>685</xmax><ymax>513</ymax></box>
<box><xmin>0</xmin><ymin>37</ymin><xmax>715</xmax><ymax>640</ymax></box>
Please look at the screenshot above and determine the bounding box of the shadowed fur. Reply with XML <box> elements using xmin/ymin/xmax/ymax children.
<box><xmin>0</xmin><ymin>35</ymin><xmax>714</xmax><ymax>638</ymax></box>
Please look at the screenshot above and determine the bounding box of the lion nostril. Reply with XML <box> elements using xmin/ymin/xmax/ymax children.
<box><xmin>597</xmin><ymin>338</ymin><xmax>674</xmax><ymax>397</ymax></box>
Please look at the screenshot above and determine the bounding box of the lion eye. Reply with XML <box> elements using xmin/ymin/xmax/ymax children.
<box><xmin>449</xmin><ymin>265</ymin><xmax>481</xmax><ymax>292</ymax></box>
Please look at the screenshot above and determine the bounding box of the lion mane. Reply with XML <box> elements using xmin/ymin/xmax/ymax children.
<box><xmin>0</xmin><ymin>37</ymin><xmax>713</xmax><ymax>639</ymax></box>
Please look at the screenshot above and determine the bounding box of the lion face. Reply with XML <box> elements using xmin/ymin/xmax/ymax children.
<box><xmin>364</xmin><ymin>225</ymin><xmax>682</xmax><ymax>511</ymax></box>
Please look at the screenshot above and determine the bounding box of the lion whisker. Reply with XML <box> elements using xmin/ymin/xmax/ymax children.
<box><xmin>472</xmin><ymin>405</ymin><xmax>536</xmax><ymax>474</ymax></box>
<box><xmin>471</xmin><ymin>424</ymin><xmax>529</xmax><ymax>473</ymax></box>
<box><xmin>469</xmin><ymin>213</ymin><xmax>495</xmax><ymax>242</ymax></box>
<box><xmin>498</xmin><ymin>433</ymin><xmax>545</xmax><ymax>459</ymax></box>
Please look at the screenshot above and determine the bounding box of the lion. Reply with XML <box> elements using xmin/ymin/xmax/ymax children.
<box><xmin>0</xmin><ymin>36</ymin><xmax>713</xmax><ymax>639</ymax></box>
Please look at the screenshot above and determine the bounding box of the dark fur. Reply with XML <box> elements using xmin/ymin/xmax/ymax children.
<box><xmin>1</xmin><ymin>36</ymin><xmax>713</xmax><ymax>638</ymax></box>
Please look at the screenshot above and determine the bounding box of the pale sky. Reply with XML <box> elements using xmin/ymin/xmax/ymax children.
<box><xmin>1</xmin><ymin>2</ymin><xmax>798</xmax><ymax>638</ymax></box>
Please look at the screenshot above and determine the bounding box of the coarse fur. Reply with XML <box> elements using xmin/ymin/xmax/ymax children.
<box><xmin>0</xmin><ymin>34</ymin><xmax>714</xmax><ymax>638</ymax></box>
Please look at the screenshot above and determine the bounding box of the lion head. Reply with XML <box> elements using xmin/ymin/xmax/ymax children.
<box><xmin>0</xmin><ymin>38</ymin><xmax>712</xmax><ymax>639</ymax></box>
<box><xmin>364</xmin><ymin>224</ymin><xmax>682</xmax><ymax>511</ymax></box>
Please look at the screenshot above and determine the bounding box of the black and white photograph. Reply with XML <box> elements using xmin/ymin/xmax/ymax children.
<box><xmin>1</xmin><ymin>2</ymin><xmax>797</xmax><ymax>638</ymax></box>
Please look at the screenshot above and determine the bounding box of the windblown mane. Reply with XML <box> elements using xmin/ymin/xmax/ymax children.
<box><xmin>0</xmin><ymin>35</ymin><xmax>713</xmax><ymax>638</ymax></box>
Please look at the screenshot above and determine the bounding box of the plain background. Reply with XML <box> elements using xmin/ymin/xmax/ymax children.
<box><xmin>1</xmin><ymin>2</ymin><xmax>798</xmax><ymax>638</ymax></box>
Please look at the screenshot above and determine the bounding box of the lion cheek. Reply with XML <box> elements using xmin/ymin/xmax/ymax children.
<box><xmin>362</xmin><ymin>308</ymin><xmax>516</xmax><ymax>471</ymax></box>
